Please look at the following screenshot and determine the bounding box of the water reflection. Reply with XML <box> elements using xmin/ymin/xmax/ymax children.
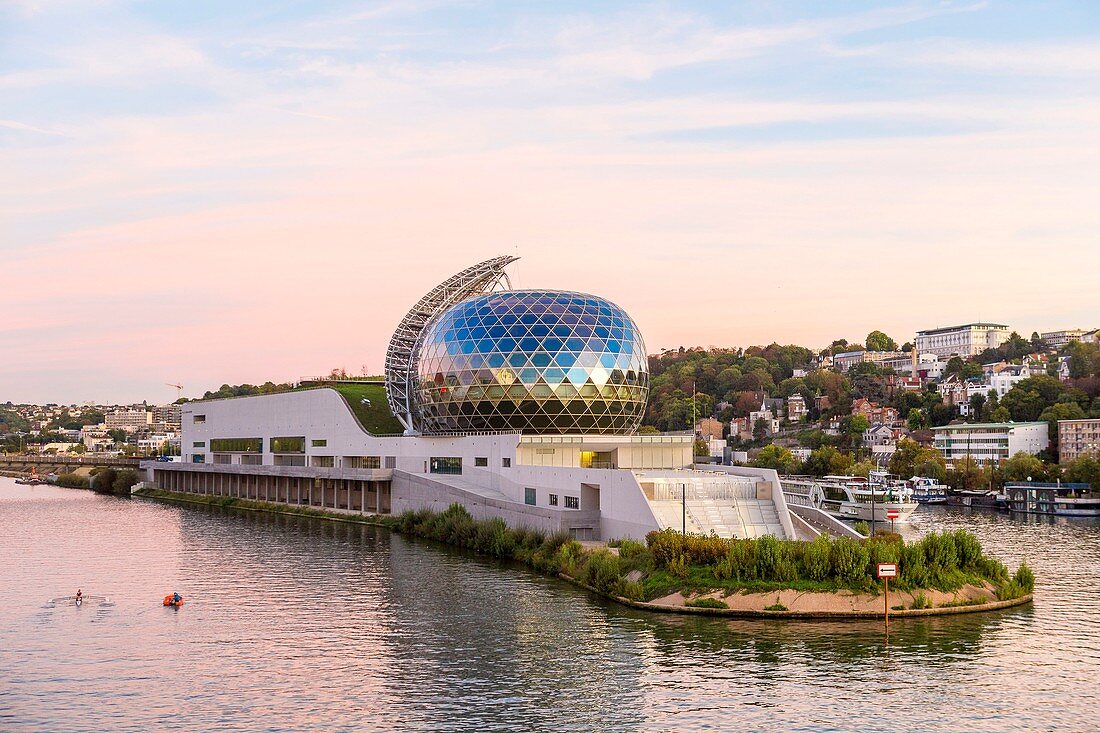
<box><xmin>1</xmin><ymin>479</ymin><xmax>1097</xmax><ymax>732</ymax></box>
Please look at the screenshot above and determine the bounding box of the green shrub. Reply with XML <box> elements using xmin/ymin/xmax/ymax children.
<box><xmin>1013</xmin><ymin>562</ymin><xmax>1035</xmax><ymax>593</ymax></box>
<box><xmin>800</xmin><ymin>535</ymin><xmax>832</xmax><ymax>581</ymax></box>
<box><xmin>853</xmin><ymin>521</ymin><xmax>870</xmax><ymax>537</ymax></box>
<box><xmin>616</xmin><ymin>538</ymin><xmax>647</xmax><ymax>562</ymax></box>
<box><xmin>112</xmin><ymin>469</ymin><xmax>141</xmax><ymax>495</ymax></box>
<box><xmin>764</xmin><ymin>602</ymin><xmax>789</xmax><ymax>611</ymax></box>
<box><xmin>582</xmin><ymin>551</ymin><xmax>623</xmax><ymax>594</ymax></box>
<box><xmin>921</xmin><ymin>532</ymin><xmax>959</xmax><ymax>572</ymax></box>
<box><xmin>910</xmin><ymin>591</ymin><xmax>932</xmax><ymax>609</ymax></box>
<box><xmin>755</xmin><ymin>535</ymin><xmax>784</xmax><ymax>579</ymax></box>
<box><xmin>90</xmin><ymin>468</ymin><xmax>117</xmax><ymax>494</ymax></box>
<box><xmin>951</xmin><ymin>530</ymin><xmax>983</xmax><ymax>569</ymax></box>
<box><xmin>617</xmin><ymin>580</ymin><xmax>645</xmax><ymax>601</ymax></box>
<box><xmin>996</xmin><ymin>581</ymin><xmax>1026</xmax><ymax>601</ymax></box>
<box><xmin>830</xmin><ymin>537</ymin><xmax>871</xmax><ymax>584</ymax></box>
<box><xmin>54</xmin><ymin>472</ymin><xmax>89</xmax><ymax>489</ymax></box>
<box><xmin>685</xmin><ymin>597</ymin><xmax>728</xmax><ymax>609</ymax></box>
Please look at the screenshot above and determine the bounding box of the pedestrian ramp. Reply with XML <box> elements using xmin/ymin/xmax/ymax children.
<box><xmin>639</xmin><ymin>474</ymin><xmax>788</xmax><ymax>539</ymax></box>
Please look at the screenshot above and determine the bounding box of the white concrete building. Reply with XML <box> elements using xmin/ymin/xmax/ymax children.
<box><xmin>932</xmin><ymin>422</ymin><xmax>1049</xmax><ymax>467</ymax></box>
<box><xmin>1041</xmin><ymin>329</ymin><xmax>1086</xmax><ymax>348</ymax></box>
<box><xmin>145</xmin><ymin>388</ymin><xmax>801</xmax><ymax>541</ymax></box>
<box><xmin>915</xmin><ymin>323</ymin><xmax>1009</xmax><ymax>358</ymax></box>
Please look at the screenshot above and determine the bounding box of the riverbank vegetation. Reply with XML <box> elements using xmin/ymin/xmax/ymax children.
<box><xmin>387</xmin><ymin>504</ymin><xmax>1033</xmax><ymax>605</ymax></box>
<box><xmin>135</xmin><ymin>490</ymin><xmax>1034</xmax><ymax>610</ymax></box>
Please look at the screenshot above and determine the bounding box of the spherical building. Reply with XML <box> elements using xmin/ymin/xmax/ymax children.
<box><xmin>412</xmin><ymin>290</ymin><xmax>649</xmax><ymax>434</ymax></box>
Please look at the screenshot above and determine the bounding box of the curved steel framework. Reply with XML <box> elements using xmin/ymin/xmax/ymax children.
<box><xmin>384</xmin><ymin>256</ymin><xmax>517</xmax><ymax>433</ymax></box>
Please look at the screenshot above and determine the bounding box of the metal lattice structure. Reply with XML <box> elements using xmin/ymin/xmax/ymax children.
<box><xmin>414</xmin><ymin>290</ymin><xmax>649</xmax><ymax>435</ymax></box>
<box><xmin>384</xmin><ymin>256</ymin><xmax>517</xmax><ymax>433</ymax></box>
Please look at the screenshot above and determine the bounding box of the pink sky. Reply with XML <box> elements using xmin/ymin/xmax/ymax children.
<box><xmin>3</xmin><ymin>2</ymin><xmax>1099</xmax><ymax>404</ymax></box>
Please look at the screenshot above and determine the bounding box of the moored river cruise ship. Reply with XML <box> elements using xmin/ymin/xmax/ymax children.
<box><xmin>780</xmin><ymin>471</ymin><xmax>919</xmax><ymax>524</ymax></box>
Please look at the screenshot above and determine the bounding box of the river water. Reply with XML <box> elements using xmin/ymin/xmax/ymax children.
<box><xmin>1</xmin><ymin>477</ymin><xmax>1097</xmax><ymax>732</ymax></box>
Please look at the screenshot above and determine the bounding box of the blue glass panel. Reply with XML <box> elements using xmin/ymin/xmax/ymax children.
<box><xmin>476</xmin><ymin>339</ymin><xmax>493</xmax><ymax>353</ymax></box>
<box><xmin>532</xmin><ymin>352</ymin><xmax>551</xmax><ymax>367</ymax></box>
<box><xmin>519</xmin><ymin>338</ymin><xmax>540</xmax><ymax>352</ymax></box>
<box><xmin>496</xmin><ymin>338</ymin><xmax>516</xmax><ymax>352</ymax></box>
<box><xmin>508</xmin><ymin>353</ymin><xmax>526</xmax><ymax>367</ymax></box>
<box><xmin>555</xmin><ymin>352</ymin><xmax>577</xmax><ymax>369</ymax></box>
<box><xmin>487</xmin><ymin>353</ymin><xmax>505</xmax><ymax>368</ymax></box>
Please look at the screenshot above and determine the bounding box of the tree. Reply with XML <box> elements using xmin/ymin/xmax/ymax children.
<box><xmin>1039</xmin><ymin>401</ymin><xmax>1087</xmax><ymax>445</ymax></box>
<box><xmin>845</xmin><ymin>414</ymin><xmax>870</xmax><ymax>436</ymax></box>
<box><xmin>888</xmin><ymin>438</ymin><xmax>946</xmax><ymax>480</ymax></box>
<box><xmin>751</xmin><ymin>445</ymin><xmax>800</xmax><ymax>474</ymax></box>
<box><xmin>91</xmin><ymin>468</ymin><xmax>118</xmax><ymax>494</ymax></box>
<box><xmin>969</xmin><ymin>393</ymin><xmax>986</xmax><ymax>421</ymax></box>
<box><xmin>1002</xmin><ymin>452</ymin><xmax>1048</xmax><ymax>482</ymax></box>
<box><xmin>907</xmin><ymin>408</ymin><xmax>924</xmax><ymax>431</ymax></box>
<box><xmin>865</xmin><ymin>331</ymin><xmax>897</xmax><ymax>352</ymax></box>
<box><xmin>1065</xmin><ymin>454</ymin><xmax>1100</xmax><ymax>490</ymax></box>
<box><xmin>752</xmin><ymin>417</ymin><xmax>769</xmax><ymax>442</ymax></box>
<box><xmin>1001</xmin><ymin>375</ymin><xmax>1066</xmax><ymax>421</ymax></box>
<box><xmin>693</xmin><ymin>438</ymin><xmax>710</xmax><ymax>457</ymax></box>
<box><xmin>803</xmin><ymin>446</ymin><xmax>854</xmax><ymax>476</ymax></box>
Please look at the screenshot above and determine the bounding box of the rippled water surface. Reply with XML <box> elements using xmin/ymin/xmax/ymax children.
<box><xmin>2</xmin><ymin>478</ymin><xmax>1098</xmax><ymax>732</ymax></box>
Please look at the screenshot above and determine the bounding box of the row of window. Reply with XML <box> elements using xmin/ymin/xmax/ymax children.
<box><xmin>428</xmin><ymin>456</ymin><xmax>512</xmax><ymax>475</ymax></box>
<box><xmin>203</xmin><ymin>437</ymin><xmax>329</xmax><ymax>454</ymax></box>
<box><xmin>524</xmin><ymin>487</ymin><xmax>579</xmax><ymax>509</ymax></box>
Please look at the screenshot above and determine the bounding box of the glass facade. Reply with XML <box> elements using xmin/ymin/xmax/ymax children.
<box><xmin>414</xmin><ymin>290</ymin><xmax>648</xmax><ymax>434</ymax></box>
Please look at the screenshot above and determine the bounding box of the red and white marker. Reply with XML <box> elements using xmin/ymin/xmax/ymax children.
<box><xmin>886</xmin><ymin>509</ymin><xmax>900</xmax><ymax>521</ymax></box>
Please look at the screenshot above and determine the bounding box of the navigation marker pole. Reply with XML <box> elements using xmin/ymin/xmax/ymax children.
<box><xmin>877</xmin><ymin>563</ymin><xmax>897</xmax><ymax>636</ymax></box>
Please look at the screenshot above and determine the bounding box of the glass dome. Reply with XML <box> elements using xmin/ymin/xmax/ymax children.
<box><xmin>414</xmin><ymin>290</ymin><xmax>649</xmax><ymax>434</ymax></box>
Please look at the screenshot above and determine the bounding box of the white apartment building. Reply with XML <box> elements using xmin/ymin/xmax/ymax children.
<box><xmin>1041</xmin><ymin>329</ymin><xmax>1086</xmax><ymax>348</ymax></box>
<box><xmin>105</xmin><ymin>409</ymin><xmax>152</xmax><ymax>433</ymax></box>
<box><xmin>915</xmin><ymin>323</ymin><xmax>1010</xmax><ymax>359</ymax></box>
<box><xmin>932</xmin><ymin>422</ymin><xmax>1049</xmax><ymax>467</ymax></box>
<box><xmin>1058</xmin><ymin>419</ymin><xmax>1100</xmax><ymax>463</ymax></box>
<box><xmin>833</xmin><ymin>350</ymin><xmax>902</xmax><ymax>373</ymax></box>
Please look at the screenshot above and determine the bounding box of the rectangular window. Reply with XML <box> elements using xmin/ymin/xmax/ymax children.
<box><xmin>191</xmin><ymin>454</ymin><xmax>205</xmax><ymax>463</ymax></box>
<box><xmin>271</xmin><ymin>436</ymin><xmax>305</xmax><ymax>453</ymax></box>
<box><xmin>564</xmin><ymin>496</ymin><xmax>579</xmax><ymax>509</ymax></box>
<box><xmin>274</xmin><ymin>455</ymin><xmax>305</xmax><ymax>467</ymax></box>
<box><xmin>525</xmin><ymin>488</ymin><xmax>536</xmax><ymax>506</ymax></box>
<box><xmin>475</xmin><ymin>457</ymin><xmax>488</xmax><ymax>467</ymax></box>
<box><xmin>344</xmin><ymin>456</ymin><xmax>381</xmax><ymax>469</ymax></box>
<box><xmin>192</xmin><ymin>441</ymin><xmax>205</xmax><ymax>448</ymax></box>
<box><xmin>213</xmin><ymin>454</ymin><xmax>232</xmax><ymax>465</ymax></box>
<box><xmin>311</xmin><ymin>439</ymin><xmax>327</xmax><ymax>447</ymax></box>
<box><xmin>502</xmin><ymin>457</ymin><xmax>511</xmax><ymax>468</ymax></box>
<box><xmin>209</xmin><ymin>437</ymin><xmax>263</xmax><ymax>453</ymax></box>
<box><xmin>311</xmin><ymin>456</ymin><xmax>334</xmax><ymax>468</ymax></box>
<box><xmin>549</xmin><ymin>494</ymin><xmax>558</xmax><ymax>506</ymax></box>
<box><xmin>430</xmin><ymin>457</ymin><xmax>462</xmax><ymax>475</ymax></box>
<box><xmin>193</xmin><ymin>414</ymin><xmax>206</xmax><ymax>424</ymax></box>
<box><xmin>240</xmin><ymin>454</ymin><xmax>262</xmax><ymax>465</ymax></box>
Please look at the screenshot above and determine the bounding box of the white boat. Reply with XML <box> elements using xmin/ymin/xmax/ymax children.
<box><xmin>781</xmin><ymin>471</ymin><xmax>919</xmax><ymax>524</ymax></box>
<box><xmin>909</xmin><ymin>476</ymin><xmax>948</xmax><ymax>504</ymax></box>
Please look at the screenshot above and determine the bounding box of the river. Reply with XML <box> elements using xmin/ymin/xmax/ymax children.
<box><xmin>1</xmin><ymin>477</ymin><xmax>1097</xmax><ymax>732</ymax></box>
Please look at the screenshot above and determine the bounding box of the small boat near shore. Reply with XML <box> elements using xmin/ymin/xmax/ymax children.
<box><xmin>910</xmin><ymin>476</ymin><xmax>948</xmax><ymax>504</ymax></box>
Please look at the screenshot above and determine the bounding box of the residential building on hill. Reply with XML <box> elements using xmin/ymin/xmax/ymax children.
<box><xmin>932</xmin><ymin>422</ymin><xmax>1049</xmax><ymax>466</ymax></box>
<box><xmin>1041</xmin><ymin>329</ymin><xmax>1086</xmax><ymax>348</ymax></box>
<box><xmin>851</xmin><ymin>398</ymin><xmax>899</xmax><ymax>426</ymax></box>
<box><xmin>1058</xmin><ymin>419</ymin><xmax>1100</xmax><ymax>463</ymax></box>
<box><xmin>786</xmin><ymin>394</ymin><xmax>807</xmax><ymax>422</ymax></box>
<box><xmin>915</xmin><ymin>323</ymin><xmax>1009</xmax><ymax>358</ymax></box>
<box><xmin>833</xmin><ymin>350</ymin><xmax>902</xmax><ymax>373</ymax></box>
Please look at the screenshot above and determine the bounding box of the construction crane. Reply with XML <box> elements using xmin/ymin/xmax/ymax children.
<box><xmin>165</xmin><ymin>383</ymin><xmax>183</xmax><ymax>401</ymax></box>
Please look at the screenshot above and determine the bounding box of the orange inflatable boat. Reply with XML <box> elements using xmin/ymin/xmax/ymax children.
<box><xmin>163</xmin><ymin>594</ymin><xmax>184</xmax><ymax>607</ymax></box>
